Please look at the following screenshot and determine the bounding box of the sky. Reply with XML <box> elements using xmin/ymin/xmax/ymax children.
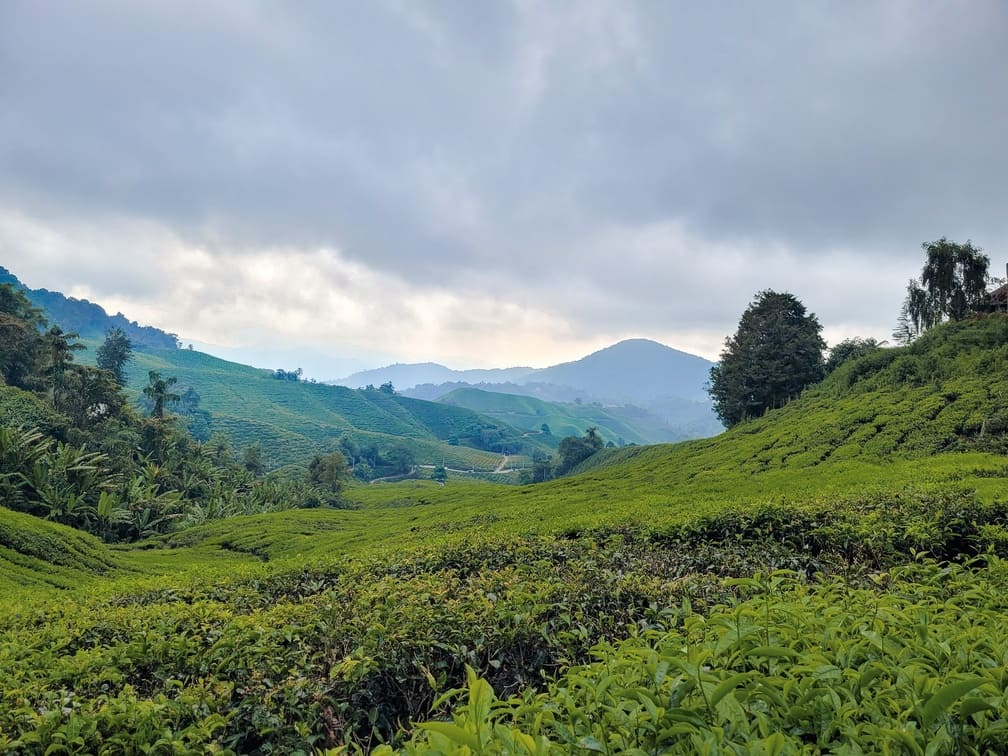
<box><xmin>2</xmin><ymin>1</ymin><xmax>1006</xmax><ymax>378</ymax></box>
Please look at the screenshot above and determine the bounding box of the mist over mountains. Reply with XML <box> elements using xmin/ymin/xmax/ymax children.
<box><xmin>333</xmin><ymin>338</ymin><xmax>723</xmax><ymax>439</ymax></box>
<box><xmin>333</xmin><ymin>339</ymin><xmax>713</xmax><ymax>402</ymax></box>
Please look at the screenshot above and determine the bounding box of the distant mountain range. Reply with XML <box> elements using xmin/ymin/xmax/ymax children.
<box><xmin>333</xmin><ymin>338</ymin><xmax>723</xmax><ymax>441</ymax></box>
<box><xmin>333</xmin><ymin>363</ymin><xmax>536</xmax><ymax>390</ymax></box>
<box><xmin>0</xmin><ymin>266</ymin><xmax>179</xmax><ymax>350</ymax></box>
<box><xmin>334</xmin><ymin>338</ymin><xmax>714</xmax><ymax>403</ymax></box>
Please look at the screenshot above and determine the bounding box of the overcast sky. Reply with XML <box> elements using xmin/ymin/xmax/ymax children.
<box><xmin>2</xmin><ymin>1</ymin><xmax>1006</xmax><ymax>376</ymax></box>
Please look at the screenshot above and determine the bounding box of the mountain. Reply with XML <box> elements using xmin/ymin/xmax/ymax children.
<box><xmin>528</xmin><ymin>338</ymin><xmax>713</xmax><ymax>403</ymax></box>
<box><xmin>335</xmin><ymin>339</ymin><xmax>713</xmax><ymax>403</ymax></box>
<box><xmin>332</xmin><ymin>362</ymin><xmax>534</xmax><ymax>389</ymax></box>
<box><xmin>0</xmin><ymin>266</ymin><xmax>179</xmax><ymax>350</ymax></box>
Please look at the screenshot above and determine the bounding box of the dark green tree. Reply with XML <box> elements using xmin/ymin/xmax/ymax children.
<box><xmin>96</xmin><ymin>327</ymin><xmax>133</xmax><ymax>385</ymax></box>
<box><xmin>0</xmin><ymin>284</ymin><xmax>46</xmax><ymax>389</ymax></box>
<box><xmin>555</xmin><ymin>427</ymin><xmax>605</xmax><ymax>475</ymax></box>
<box><xmin>242</xmin><ymin>443</ymin><xmax>265</xmax><ymax>476</ymax></box>
<box><xmin>308</xmin><ymin>450</ymin><xmax>350</xmax><ymax>496</ymax></box>
<box><xmin>825</xmin><ymin>337</ymin><xmax>883</xmax><ymax>374</ymax></box>
<box><xmin>44</xmin><ymin>326</ymin><xmax>84</xmax><ymax>411</ymax></box>
<box><xmin>58</xmin><ymin>365</ymin><xmax>126</xmax><ymax>428</ymax></box>
<box><xmin>901</xmin><ymin>238</ymin><xmax>990</xmax><ymax>338</ymax></box>
<box><xmin>386</xmin><ymin>444</ymin><xmax>414</xmax><ymax>474</ymax></box>
<box><xmin>142</xmin><ymin>371</ymin><xmax>180</xmax><ymax>419</ymax></box>
<box><xmin>708</xmin><ymin>290</ymin><xmax>826</xmax><ymax>428</ymax></box>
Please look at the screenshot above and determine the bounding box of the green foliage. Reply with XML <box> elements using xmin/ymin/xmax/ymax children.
<box><xmin>95</xmin><ymin>326</ymin><xmax>133</xmax><ymax>386</ymax></box>
<box><xmin>402</xmin><ymin>559</ymin><xmax>1008</xmax><ymax>754</ymax></box>
<box><xmin>554</xmin><ymin>427</ymin><xmax>604</xmax><ymax>476</ymax></box>
<box><xmin>142</xmin><ymin>370</ymin><xmax>180</xmax><ymax>419</ymax></box>
<box><xmin>6</xmin><ymin>314</ymin><xmax>1008</xmax><ymax>751</ymax></box>
<box><xmin>902</xmin><ymin>238</ymin><xmax>990</xmax><ymax>337</ymax></box>
<box><xmin>0</xmin><ymin>282</ymin><xmax>47</xmax><ymax>389</ymax></box>
<box><xmin>709</xmin><ymin>290</ymin><xmax>826</xmax><ymax>427</ymax></box>
<box><xmin>825</xmin><ymin>336</ymin><xmax>882</xmax><ymax>374</ymax></box>
<box><xmin>309</xmin><ymin>450</ymin><xmax>350</xmax><ymax>497</ymax></box>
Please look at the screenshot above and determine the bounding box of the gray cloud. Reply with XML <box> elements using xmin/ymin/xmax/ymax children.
<box><xmin>2</xmin><ymin>1</ymin><xmax>1006</xmax><ymax>367</ymax></box>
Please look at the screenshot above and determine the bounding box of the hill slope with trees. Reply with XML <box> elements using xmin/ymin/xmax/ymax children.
<box><xmin>0</xmin><ymin>266</ymin><xmax>179</xmax><ymax>350</ymax></box>
<box><xmin>122</xmin><ymin>347</ymin><xmax>551</xmax><ymax>474</ymax></box>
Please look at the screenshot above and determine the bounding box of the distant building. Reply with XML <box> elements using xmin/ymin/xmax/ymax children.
<box><xmin>980</xmin><ymin>263</ymin><xmax>1008</xmax><ymax>313</ymax></box>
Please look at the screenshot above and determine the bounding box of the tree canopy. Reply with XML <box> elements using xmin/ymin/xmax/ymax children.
<box><xmin>96</xmin><ymin>327</ymin><xmax>134</xmax><ymax>386</ymax></box>
<box><xmin>825</xmin><ymin>337</ymin><xmax>883</xmax><ymax>374</ymax></box>
<box><xmin>143</xmin><ymin>371</ymin><xmax>180</xmax><ymax>420</ymax></box>
<box><xmin>899</xmin><ymin>238</ymin><xmax>989</xmax><ymax>341</ymax></box>
<box><xmin>708</xmin><ymin>290</ymin><xmax>825</xmax><ymax>428</ymax></box>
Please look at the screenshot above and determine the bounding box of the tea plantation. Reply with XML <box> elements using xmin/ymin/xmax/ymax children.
<box><xmin>4</xmin><ymin>316</ymin><xmax>1008</xmax><ymax>753</ymax></box>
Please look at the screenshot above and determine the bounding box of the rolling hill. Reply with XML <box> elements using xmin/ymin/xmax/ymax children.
<box><xmin>437</xmin><ymin>386</ymin><xmax>708</xmax><ymax>445</ymax></box>
<box><xmin>121</xmin><ymin>347</ymin><xmax>551</xmax><ymax>472</ymax></box>
<box><xmin>349</xmin><ymin>338</ymin><xmax>724</xmax><ymax>442</ymax></box>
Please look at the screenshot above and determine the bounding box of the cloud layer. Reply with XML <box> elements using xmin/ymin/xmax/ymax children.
<box><xmin>3</xmin><ymin>1</ymin><xmax>1006</xmax><ymax>372</ymax></box>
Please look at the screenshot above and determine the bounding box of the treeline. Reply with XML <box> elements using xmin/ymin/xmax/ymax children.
<box><xmin>708</xmin><ymin>237</ymin><xmax>998</xmax><ymax>428</ymax></box>
<box><xmin>0</xmin><ymin>284</ymin><xmax>351</xmax><ymax>542</ymax></box>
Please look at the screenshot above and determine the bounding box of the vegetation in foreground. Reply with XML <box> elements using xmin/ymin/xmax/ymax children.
<box><xmin>3</xmin><ymin>306</ymin><xmax>1008</xmax><ymax>751</ymax></box>
<box><xmin>3</xmin><ymin>245</ymin><xmax>1008</xmax><ymax>752</ymax></box>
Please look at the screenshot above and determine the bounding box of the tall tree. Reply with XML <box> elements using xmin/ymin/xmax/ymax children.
<box><xmin>44</xmin><ymin>326</ymin><xmax>84</xmax><ymax>410</ymax></box>
<box><xmin>0</xmin><ymin>287</ymin><xmax>46</xmax><ymax>390</ymax></box>
<box><xmin>901</xmin><ymin>238</ymin><xmax>990</xmax><ymax>338</ymax></box>
<box><xmin>143</xmin><ymin>371</ymin><xmax>180</xmax><ymax>419</ymax></box>
<box><xmin>708</xmin><ymin>290</ymin><xmax>825</xmax><ymax>428</ymax></box>
<box><xmin>308</xmin><ymin>450</ymin><xmax>350</xmax><ymax>495</ymax></box>
<box><xmin>96</xmin><ymin>327</ymin><xmax>134</xmax><ymax>385</ymax></box>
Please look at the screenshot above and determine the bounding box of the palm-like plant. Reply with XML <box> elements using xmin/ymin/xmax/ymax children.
<box><xmin>142</xmin><ymin>371</ymin><xmax>180</xmax><ymax>419</ymax></box>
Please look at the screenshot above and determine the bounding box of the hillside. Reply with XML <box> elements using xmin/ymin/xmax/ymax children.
<box><xmin>0</xmin><ymin>266</ymin><xmax>179</xmax><ymax>350</ymax></box>
<box><xmin>438</xmin><ymin>386</ymin><xmax>698</xmax><ymax>445</ymax></box>
<box><xmin>123</xmin><ymin>347</ymin><xmax>551</xmax><ymax>472</ymax></box>
<box><xmin>5</xmin><ymin>315</ymin><xmax>1008</xmax><ymax>752</ymax></box>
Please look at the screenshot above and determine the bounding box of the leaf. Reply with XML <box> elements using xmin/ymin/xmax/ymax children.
<box><xmin>922</xmin><ymin>678</ymin><xmax>986</xmax><ymax>726</ymax></box>
<box><xmin>959</xmin><ymin>696</ymin><xmax>994</xmax><ymax>719</ymax></box>
<box><xmin>709</xmin><ymin>672</ymin><xmax>751</xmax><ymax>708</ymax></box>
<box><xmin>419</xmin><ymin>722</ymin><xmax>480</xmax><ymax>750</ymax></box>
<box><xmin>747</xmin><ymin>646</ymin><xmax>798</xmax><ymax>659</ymax></box>
<box><xmin>575</xmin><ymin>735</ymin><xmax>607</xmax><ymax>753</ymax></box>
